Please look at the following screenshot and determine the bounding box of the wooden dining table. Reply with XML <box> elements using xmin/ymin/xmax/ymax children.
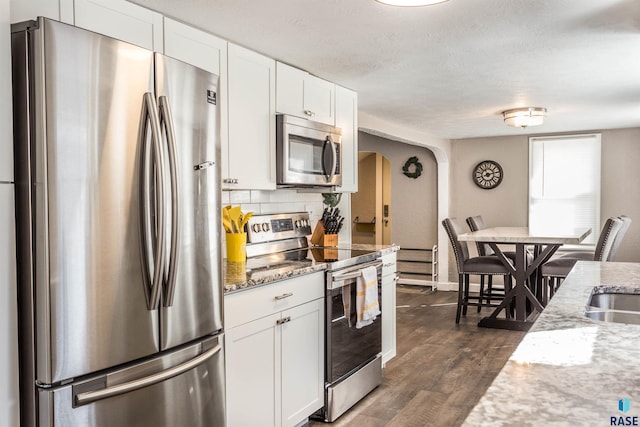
<box><xmin>457</xmin><ymin>226</ymin><xmax>592</xmax><ymax>331</ymax></box>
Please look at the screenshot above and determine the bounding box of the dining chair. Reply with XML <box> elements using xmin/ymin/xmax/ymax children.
<box><xmin>540</xmin><ymin>216</ymin><xmax>624</xmax><ymax>304</ymax></box>
<box><xmin>465</xmin><ymin>215</ymin><xmax>531</xmax><ymax>310</ymax></box>
<box><xmin>443</xmin><ymin>218</ymin><xmax>513</xmax><ymax>323</ymax></box>
<box><xmin>559</xmin><ymin>215</ymin><xmax>631</xmax><ymax>262</ymax></box>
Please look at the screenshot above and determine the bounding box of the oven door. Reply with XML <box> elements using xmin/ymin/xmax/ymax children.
<box><xmin>326</xmin><ymin>261</ymin><xmax>382</xmax><ymax>384</ymax></box>
<box><xmin>277</xmin><ymin>115</ymin><xmax>342</xmax><ymax>187</ymax></box>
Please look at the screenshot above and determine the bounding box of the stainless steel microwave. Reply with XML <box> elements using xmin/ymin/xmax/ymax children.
<box><xmin>276</xmin><ymin>114</ymin><xmax>342</xmax><ymax>187</ymax></box>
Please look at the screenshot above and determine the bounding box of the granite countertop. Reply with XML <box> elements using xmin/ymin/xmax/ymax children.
<box><xmin>223</xmin><ymin>244</ymin><xmax>399</xmax><ymax>294</ymax></box>
<box><xmin>463</xmin><ymin>261</ymin><xmax>640</xmax><ymax>426</ymax></box>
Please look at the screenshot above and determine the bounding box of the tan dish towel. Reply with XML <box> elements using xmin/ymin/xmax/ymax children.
<box><xmin>356</xmin><ymin>266</ymin><xmax>380</xmax><ymax>329</ymax></box>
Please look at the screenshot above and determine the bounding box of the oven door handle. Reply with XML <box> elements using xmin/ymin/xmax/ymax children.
<box><xmin>329</xmin><ymin>260</ymin><xmax>382</xmax><ymax>289</ymax></box>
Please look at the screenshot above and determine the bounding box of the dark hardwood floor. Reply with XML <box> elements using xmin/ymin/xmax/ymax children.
<box><xmin>307</xmin><ymin>286</ymin><xmax>525</xmax><ymax>427</ymax></box>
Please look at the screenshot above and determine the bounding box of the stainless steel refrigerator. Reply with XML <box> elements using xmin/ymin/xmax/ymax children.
<box><xmin>12</xmin><ymin>18</ymin><xmax>225</xmax><ymax>426</ymax></box>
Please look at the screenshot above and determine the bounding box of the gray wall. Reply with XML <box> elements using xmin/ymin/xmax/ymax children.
<box><xmin>450</xmin><ymin>127</ymin><xmax>640</xmax><ymax>268</ymax></box>
<box><xmin>359</xmin><ymin>131</ymin><xmax>438</xmax><ymax>251</ymax></box>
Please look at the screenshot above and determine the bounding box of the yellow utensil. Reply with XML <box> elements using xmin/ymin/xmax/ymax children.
<box><xmin>239</xmin><ymin>212</ymin><xmax>253</xmax><ymax>230</ymax></box>
<box><xmin>229</xmin><ymin>206</ymin><xmax>242</xmax><ymax>233</ymax></box>
<box><xmin>222</xmin><ymin>206</ymin><xmax>234</xmax><ymax>233</ymax></box>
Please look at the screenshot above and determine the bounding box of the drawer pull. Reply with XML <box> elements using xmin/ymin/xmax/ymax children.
<box><xmin>275</xmin><ymin>293</ymin><xmax>293</xmax><ymax>300</ymax></box>
<box><xmin>276</xmin><ymin>316</ymin><xmax>291</xmax><ymax>325</ymax></box>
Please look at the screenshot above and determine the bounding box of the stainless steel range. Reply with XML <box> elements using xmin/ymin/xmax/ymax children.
<box><xmin>246</xmin><ymin>212</ymin><xmax>384</xmax><ymax>422</ymax></box>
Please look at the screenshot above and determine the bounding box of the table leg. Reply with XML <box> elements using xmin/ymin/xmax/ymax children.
<box><xmin>478</xmin><ymin>243</ymin><xmax>553</xmax><ymax>331</ymax></box>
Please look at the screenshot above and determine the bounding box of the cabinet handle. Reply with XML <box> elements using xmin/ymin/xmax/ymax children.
<box><xmin>223</xmin><ymin>178</ymin><xmax>238</xmax><ymax>184</ymax></box>
<box><xmin>276</xmin><ymin>316</ymin><xmax>291</xmax><ymax>325</ymax></box>
<box><xmin>275</xmin><ymin>292</ymin><xmax>293</xmax><ymax>300</ymax></box>
<box><xmin>303</xmin><ymin>109</ymin><xmax>315</xmax><ymax>117</ymax></box>
<box><xmin>383</xmin><ymin>263</ymin><xmax>395</xmax><ymax>267</ymax></box>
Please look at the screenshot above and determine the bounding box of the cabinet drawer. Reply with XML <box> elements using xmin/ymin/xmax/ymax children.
<box><xmin>381</xmin><ymin>252</ymin><xmax>397</xmax><ymax>278</ymax></box>
<box><xmin>225</xmin><ymin>272</ymin><xmax>324</xmax><ymax>329</ymax></box>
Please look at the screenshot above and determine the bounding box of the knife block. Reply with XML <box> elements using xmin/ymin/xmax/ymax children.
<box><xmin>310</xmin><ymin>221</ymin><xmax>338</xmax><ymax>247</ymax></box>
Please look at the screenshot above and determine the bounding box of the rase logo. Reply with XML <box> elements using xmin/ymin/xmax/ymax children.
<box><xmin>611</xmin><ymin>398</ymin><xmax>638</xmax><ymax>426</ymax></box>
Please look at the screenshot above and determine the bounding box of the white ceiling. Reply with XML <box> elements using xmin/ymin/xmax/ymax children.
<box><xmin>132</xmin><ymin>0</ymin><xmax>640</xmax><ymax>140</ymax></box>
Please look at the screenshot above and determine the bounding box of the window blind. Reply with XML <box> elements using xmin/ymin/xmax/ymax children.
<box><xmin>529</xmin><ymin>134</ymin><xmax>601</xmax><ymax>246</ymax></box>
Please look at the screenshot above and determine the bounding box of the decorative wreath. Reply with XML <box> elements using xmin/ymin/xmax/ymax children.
<box><xmin>402</xmin><ymin>156</ymin><xmax>423</xmax><ymax>179</ymax></box>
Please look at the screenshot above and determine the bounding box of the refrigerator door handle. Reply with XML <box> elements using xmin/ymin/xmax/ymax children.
<box><xmin>138</xmin><ymin>92</ymin><xmax>167</xmax><ymax>310</ymax></box>
<box><xmin>158</xmin><ymin>95</ymin><xmax>180</xmax><ymax>307</ymax></box>
<box><xmin>74</xmin><ymin>342</ymin><xmax>222</xmax><ymax>406</ymax></box>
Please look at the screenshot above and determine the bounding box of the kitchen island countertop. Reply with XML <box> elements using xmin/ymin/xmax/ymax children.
<box><xmin>463</xmin><ymin>261</ymin><xmax>640</xmax><ymax>426</ymax></box>
<box><xmin>223</xmin><ymin>243</ymin><xmax>399</xmax><ymax>294</ymax></box>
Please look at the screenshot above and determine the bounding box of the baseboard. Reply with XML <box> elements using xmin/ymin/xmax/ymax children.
<box><xmin>427</xmin><ymin>281</ymin><xmax>488</xmax><ymax>292</ymax></box>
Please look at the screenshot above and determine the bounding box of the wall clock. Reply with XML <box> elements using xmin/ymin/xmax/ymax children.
<box><xmin>473</xmin><ymin>160</ymin><xmax>503</xmax><ymax>189</ymax></box>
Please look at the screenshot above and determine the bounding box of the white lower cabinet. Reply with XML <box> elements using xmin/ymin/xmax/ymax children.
<box><xmin>225</xmin><ymin>272</ymin><xmax>324</xmax><ymax>427</ymax></box>
<box><xmin>381</xmin><ymin>252</ymin><xmax>398</xmax><ymax>366</ymax></box>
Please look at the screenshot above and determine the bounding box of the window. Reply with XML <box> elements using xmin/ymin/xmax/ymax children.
<box><xmin>529</xmin><ymin>134</ymin><xmax>601</xmax><ymax>246</ymax></box>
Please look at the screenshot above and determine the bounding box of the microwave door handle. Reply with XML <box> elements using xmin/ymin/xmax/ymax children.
<box><xmin>322</xmin><ymin>136</ymin><xmax>337</xmax><ymax>182</ymax></box>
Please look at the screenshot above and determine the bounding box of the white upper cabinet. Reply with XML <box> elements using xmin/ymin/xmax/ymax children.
<box><xmin>74</xmin><ymin>0</ymin><xmax>163</xmax><ymax>51</ymax></box>
<box><xmin>163</xmin><ymin>18</ymin><xmax>228</xmax><ymax>160</ymax></box>
<box><xmin>276</xmin><ymin>62</ymin><xmax>335</xmax><ymax>125</ymax></box>
<box><xmin>335</xmin><ymin>85</ymin><xmax>358</xmax><ymax>193</ymax></box>
<box><xmin>10</xmin><ymin>0</ymin><xmax>73</xmax><ymax>23</ymax></box>
<box><xmin>225</xmin><ymin>43</ymin><xmax>276</xmax><ymax>190</ymax></box>
<box><xmin>163</xmin><ymin>18</ymin><xmax>226</xmax><ymax>75</ymax></box>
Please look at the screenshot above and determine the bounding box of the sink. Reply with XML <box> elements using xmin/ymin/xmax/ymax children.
<box><xmin>588</xmin><ymin>293</ymin><xmax>640</xmax><ymax>312</ymax></box>
<box><xmin>585</xmin><ymin>291</ymin><xmax>640</xmax><ymax>325</ymax></box>
<box><xmin>584</xmin><ymin>310</ymin><xmax>640</xmax><ymax>325</ymax></box>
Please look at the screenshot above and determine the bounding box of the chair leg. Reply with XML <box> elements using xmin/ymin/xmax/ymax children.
<box><xmin>487</xmin><ymin>275</ymin><xmax>493</xmax><ymax>306</ymax></box>
<box><xmin>505</xmin><ymin>275</ymin><xmax>513</xmax><ymax>319</ymax></box>
<box><xmin>478</xmin><ymin>275</ymin><xmax>485</xmax><ymax>313</ymax></box>
<box><xmin>456</xmin><ymin>273</ymin><xmax>464</xmax><ymax>323</ymax></box>
<box><xmin>462</xmin><ymin>274</ymin><xmax>470</xmax><ymax>316</ymax></box>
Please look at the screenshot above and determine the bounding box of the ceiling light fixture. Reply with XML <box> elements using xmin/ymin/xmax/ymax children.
<box><xmin>375</xmin><ymin>0</ymin><xmax>449</xmax><ymax>6</ymax></box>
<box><xmin>502</xmin><ymin>107</ymin><xmax>547</xmax><ymax>128</ymax></box>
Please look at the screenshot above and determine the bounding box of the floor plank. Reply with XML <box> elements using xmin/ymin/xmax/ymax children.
<box><xmin>307</xmin><ymin>286</ymin><xmax>525</xmax><ymax>426</ymax></box>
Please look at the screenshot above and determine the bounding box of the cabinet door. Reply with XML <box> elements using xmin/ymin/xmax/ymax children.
<box><xmin>226</xmin><ymin>312</ymin><xmax>281</xmax><ymax>427</ymax></box>
<box><xmin>281</xmin><ymin>298</ymin><xmax>324</xmax><ymax>427</ymax></box>
<box><xmin>10</xmin><ymin>0</ymin><xmax>73</xmax><ymax>24</ymax></box>
<box><xmin>226</xmin><ymin>43</ymin><xmax>276</xmax><ymax>190</ymax></box>
<box><xmin>276</xmin><ymin>61</ymin><xmax>305</xmax><ymax>118</ymax></box>
<box><xmin>276</xmin><ymin>61</ymin><xmax>334</xmax><ymax>125</ymax></box>
<box><xmin>381</xmin><ymin>252</ymin><xmax>397</xmax><ymax>365</ymax></box>
<box><xmin>74</xmin><ymin>0</ymin><xmax>163</xmax><ymax>50</ymax></box>
<box><xmin>304</xmin><ymin>74</ymin><xmax>334</xmax><ymax>125</ymax></box>
<box><xmin>335</xmin><ymin>85</ymin><xmax>358</xmax><ymax>193</ymax></box>
<box><xmin>163</xmin><ymin>18</ymin><xmax>228</xmax><ymax>165</ymax></box>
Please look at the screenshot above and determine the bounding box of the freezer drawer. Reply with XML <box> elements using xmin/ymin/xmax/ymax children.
<box><xmin>38</xmin><ymin>335</ymin><xmax>225</xmax><ymax>427</ymax></box>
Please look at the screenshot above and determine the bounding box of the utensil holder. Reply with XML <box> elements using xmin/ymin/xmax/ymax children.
<box><xmin>310</xmin><ymin>221</ymin><xmax>338</xmax><ymax>247</ymax></box>
<box><xmin>226</xmin><ymin>232</ymin><xmax>247</xmax><ymax>262</ymax></box>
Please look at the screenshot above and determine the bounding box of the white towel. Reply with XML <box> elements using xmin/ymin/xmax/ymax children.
<box><xmin>342</xmin><ymin>286</ymin><xmax>352</xmax><ymax>327</ymax></box>
<box><xmin>356</xmin><ymin>266</ymin><xmax>380</xmax><ymax>329</ymax></box>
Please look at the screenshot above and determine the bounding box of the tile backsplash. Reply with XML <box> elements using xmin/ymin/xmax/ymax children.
<box><xmin>221</xmin><ymin>189</ymin><xmax>325</xmax><ymax>224</ymax></box>
<box><xmin>220</xmin><ymin>189</ymin><xmax>352</xmax><ymax>258</ymax></box>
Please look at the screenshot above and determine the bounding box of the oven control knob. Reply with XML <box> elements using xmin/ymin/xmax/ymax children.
<box><xmin>295</xmin><ymin>220</ymin><xmax>301</xmax><ymax>228</ymax></box>
<box><xmin>252</xmin><ymin>223</ymin><xmax>261</xmax><ymax>233</ymax></box>
<box><xmin>262</xmin><ymin>222</ymin><xmax>270</xmax><ymax>232</ymax></box>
